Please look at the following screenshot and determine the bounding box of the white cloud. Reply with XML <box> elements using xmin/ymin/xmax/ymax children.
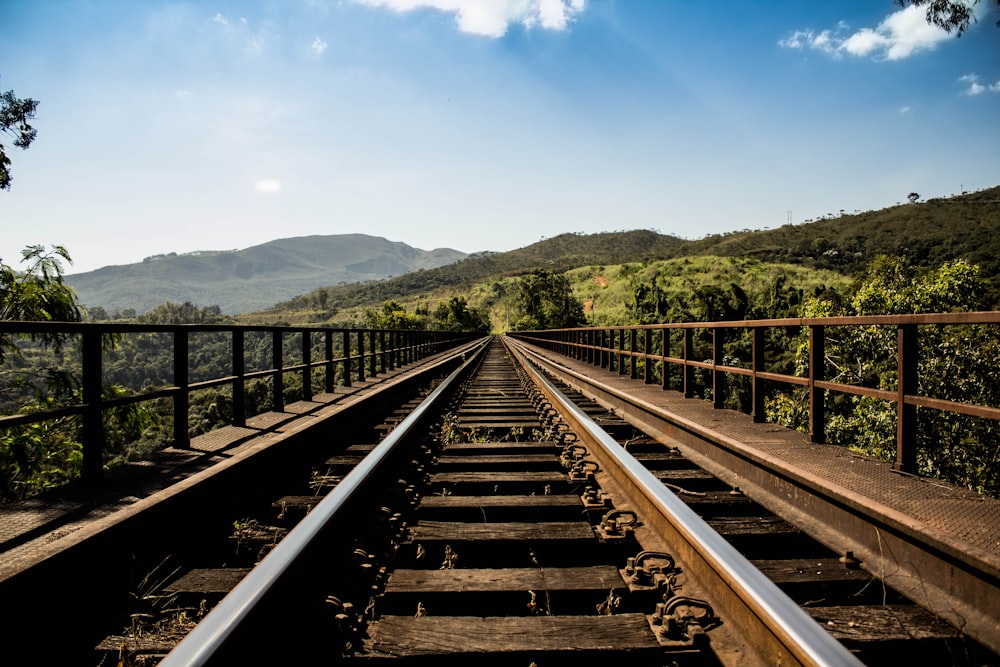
<box><xmin>311</xmin><ymin>36</ymin><xmax>328</xmax><ymax>55</ymax></box>
<box><xmin>780</xmin><ymin>4</ymin><xmax>953</xmax><ymax>61</ymax></box>
<box><xmin>899</xmin><ymin>106</ymin><xmax>912</xmax><ymax>114</ymax></box>
<box><xmin>212</xmin><ymin>12</ymin><xmax>228</xmax><ymax>25</ymax></box>
<box><xmin>255</xmin><ymin>179</ymin><xmax>282</xmax><ymax>193</ymax></box>
<box><xmin>957</xmin><ymin>73</ymin><xmax>1000</xmax><ymax>95</ymax></box>
<box><xmin>353</xmin><ymin>0</ymin><xmax>585</xmax><ymax>38</ymax></box>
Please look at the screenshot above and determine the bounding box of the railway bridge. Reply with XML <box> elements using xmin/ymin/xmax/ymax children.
<box><xmin>0</xmin><ymin>316</ymin><xmax>997</xmax><ymax>665</ymax></box>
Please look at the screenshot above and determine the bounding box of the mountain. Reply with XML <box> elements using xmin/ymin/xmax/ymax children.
<box><xmin>65</xmin><ymin>234</ymin><xmax>467</xmax><ymax>315</ymax></box>
<box><xmin>242</xmin><ymin>185</ymin><xmax>1000</xmax><ymax>325</ymax></box>
<box><xmin>244</xmin><ymin>229</ymin><xmax>688</xmax><ymax>322</ymax></box>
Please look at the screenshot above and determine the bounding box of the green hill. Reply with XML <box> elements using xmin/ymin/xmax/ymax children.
<box><xmin>241</xmin><ymin>186</ymin><xmax>1000</xmax><ymax>326</ymax></box>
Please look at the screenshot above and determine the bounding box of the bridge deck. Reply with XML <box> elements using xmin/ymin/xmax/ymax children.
<box><xmin>2</xmin><ymin>338</ymin><xmax>998</xmax><ymax>605</ymax></box>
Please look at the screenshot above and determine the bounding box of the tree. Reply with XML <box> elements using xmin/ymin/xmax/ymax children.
<box><xmin>432</xmin><ymin>296</ymin><xmax>490</xmax><ymax>333</ymax></box>
<box><xmin>895</xmin><ymin>0</ymin><xmax>1000</xmax><ymax>35</ymax></box>
<box><xmin>511</xmin><ymin>269</ymin><xmax>585</xmax><ymax>331</ymax></box>
<box><xmin>907</xmin><ymin>192</ymin><xmax>920</xmax><ymax>203</ymax></box>
<box><xmin>0</xmin><ymin>78</ymin><xmax>39</xmax><ymax>191</ymax></box>
<box><xmin>0</xmin><ymin>245</ymin><xmax>82</xmax><ymax>362</ymax></box>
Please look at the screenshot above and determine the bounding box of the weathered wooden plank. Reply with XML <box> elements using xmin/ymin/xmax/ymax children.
<box><xmin>655</xmin><ymin>469</ymin><xmax>716</xmax><ymax>481</ymax></box>
<box><xmin>431</xmin><ymin>471</ymin><xmax>566</xmax><ymax>484</ymax></box>
<box><xmin>364</xmin><ymin>614</ymin><xmax>659</xmax><ymax>656</ymax></box>
<box><xmin>749</xmin><ymin>559</ymin><xmax>873</xmax><ymax>584</ymax></box>
<box><xmin>409</xmin><ymin>520</ymin><xmax>594</xmax><ymax>541</ymax></box>
<box><xmin>96</xmin><ymin>636</ymin><xmax>177</xmax><ymax>653</ymax></box>
<box><xmin>322</xmin><ymin>455</ymin><xmax>365</xmax><ymax>466</ymax></box>
<box><xmin>706</xmin><ymin>516</ymin><xmax>800</xmax><ymax>536</ymax></box>
<box><xmin>385</xmin><ymin>566</ymin><xmax>624</xmax><ymax>593</ymax></box>
<box><xmin>435</xmin><ymin>454</ymin><xmax>556</xmax><ymax>466</ymax></box>
<box><xmin>444</xmin><ymin>441</ymin><xmax>558</xmax><ymax>450</ymax></box>
<box><xmin>272</xmin><ymin>495</ymin><xmax>326</xmax><ymax>513</ymax></box>
<box><xmin>164</xmin><ymin>567</ymin><xmax>252</xmax><ymax>594</ymax></box>
<box><xmin>419</xmin><ymin>495</ymin><xmax>581</xmax><ymax>509</ymax></box>
<box><xmin>804</xmin><ymin>604</ymin><xmax>960</xmax><ymax>641</ymax></box>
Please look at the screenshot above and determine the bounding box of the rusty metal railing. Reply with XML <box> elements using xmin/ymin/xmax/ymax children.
<box><xmin>0</xmin><ymin>321</ymin><xmax>475</xmax><ymax>494</ymax></box>
<box><xmin>509</xmin><ymin>312</ymin><xmax>1000</xmax><ymax>475</ymax></box>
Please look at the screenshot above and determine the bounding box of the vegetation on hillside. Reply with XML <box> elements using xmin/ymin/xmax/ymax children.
<box><xmin>243</xmin><ymin>186</ymin><xmax>1000</xmax><ymax>326</ymax></box>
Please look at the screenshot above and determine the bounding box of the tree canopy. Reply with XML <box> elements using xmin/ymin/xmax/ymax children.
<box><xmin>0</xmin><ymin>78</ymin><xmax>39</xmax><ymax>191</ymax></box>
<box><xmin>896</xmin><ymin>0</ymin><xmax>1000</xmax><ymax>34</ymax></box>
<box><xmin>0</xmin><ymin>245</ymin><xmax>82</xmax><ymax>362</ymax></box>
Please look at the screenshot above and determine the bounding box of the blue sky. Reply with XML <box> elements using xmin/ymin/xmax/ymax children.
<box><xmin>1</xmin><ymin>0</ymin><xmax>998</xmax><ymax>274</ymax></box>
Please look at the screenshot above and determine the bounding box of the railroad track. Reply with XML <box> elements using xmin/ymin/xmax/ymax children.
<box><xmin>5</xmin><ymin>337</ymin><xmax>995</xmax><ymax>665</ymax></box>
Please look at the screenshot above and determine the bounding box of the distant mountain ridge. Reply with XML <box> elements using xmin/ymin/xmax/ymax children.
<box><xmin>66</xmin><ymin>234</ymin><xmax>467</xmax><ymax>314</ymax></box>
<box><xmin>242</xmin><ymin>185</ymin><xmax>1000</xmax><ymax>325</ymax></box>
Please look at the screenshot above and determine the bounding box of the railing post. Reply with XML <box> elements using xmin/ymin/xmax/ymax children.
<box><xmin>618</xmin><ymin>329</ymin><xmax>626</xmax><ymax>375</ymax></box>
<box><xmin>174</xmin><ymin>329</ymin><xmax>190</xmax><ymax>449</ymax></box>
<box><xmin>896</xmin><ymin>324</ymin><xmax>918</xmax><ymax>473</ymax></box>
<box><xmin>643</xmin><ymin>329</ymin><xmax>652</xmax><ymax>384</ymax></box>
<box><xmin>809</xmin><ymin>324</ymin><xmax>825</xmax><ymax>444</ymax></box>
<box><xmin>629</xmin><ymin>328</ymin><xmax>638</xmax><ymax>379</ymax></box>
<box><xmin>388</xmin><ymin>331</ymin><xmax>396</xmax><ymax>370</ymax></box>
<box><xmin>683</xmin><ymin>328</ymin><xmax>695</xmax><ymax>398</ymax></box>
<box><xmin>661</xmin><ymin>328</ymin><xmax>670</xmax><ymax>391</ymax></box>
<box><xmin>752</xmin><ymin>327</ymin><xmax>765</xmax><ymax>423</ymax></box>
<box><xmin>325</xmin><ymin>330</ymin><xmax>335</xmax><ymax>393</ymax></box>
<box><xmin>368</xmin><ymin>330</ymin><xmax>378</xmax><ymax>378</ymax></box>
<box><xmin>272</xmin><ymin>329</ymin><xmax>284</xmax><ymax>412</ymax></box>
<box><xmin>232</xmin><ymin>329</ymin><xmax>246</xmax><ymax>427</ymax></box>
<box><xmin>81</xmin><ymin>329</ymin><xmax>104</xmax><ymax>496</ymax></box>
<box><xmin>357</xmin><ymin>330</ymin><xmax>365</xmax><ymax>382</ymax></box>
<box><xmin>379</xmin><ymin>330</ymin><xmax>387</xmax><ymax>373</ymax></box>
<box><xmin>712</xmin><ymin>326</ymin><xmax>725</xmax><ymax>409</ymax></box>
<box><xmin>302</xmin><ymin>331</ymin><xmax>312</xmax><ymax>402</ymax></box>
<box><xmin>342</xmin><ymin>330</ymin><xmax>352</xmax><ymax>387</ymax></box>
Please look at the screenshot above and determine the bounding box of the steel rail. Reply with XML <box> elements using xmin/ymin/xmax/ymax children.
<box><xmin>158</xmin><ymin>337</ymin><xmax>490</xmax><ymax>666</ymax></box>
<box><xmin>505</xmin><ymin>337</ymin><xmax>865</xmax><ymax>667</ymax></box>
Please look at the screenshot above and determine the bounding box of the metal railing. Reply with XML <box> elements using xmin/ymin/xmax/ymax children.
<box><xmin>509</xmin><ymin>312</ymin><xmax>1000</xmax><ymax>476</ymax></box>
<box><xmin>0</xmin><ymin>321</ymin><xmax>476</xmax><ymax>493</ymax></box>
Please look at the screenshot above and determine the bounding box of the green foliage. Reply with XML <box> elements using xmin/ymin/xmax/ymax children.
<box><xmin>0</xmin><ymin>385</ymin><xmax>156</xmax><ymax>500</ymax></box>
<box><xmin>432</xmin><ymin>296</ymin><xmax>490</xmax><ymax>333</ymax></box>
<box><xmin>0</xmin><ymin>78</ymin><xmax>39</xmax><ymax>191</ymax></box>
<box><xmin>569</xmin><ymin>256</ymin><xmax>848</xmax><ymax>326</ymax></box>
<box><xmin>511</xmin><ymin>269</ymin><xmax>585</xmax><ymax>331</ymax></box>
<box><xmin>0</xmin><ymin>245</ymin><xmax>82</xmax><ymax>362</ymax></box>
<box><xmin>895</xmin><ymin>0</ymin><xmax>1000</xmax><ymax>35</ymax></box>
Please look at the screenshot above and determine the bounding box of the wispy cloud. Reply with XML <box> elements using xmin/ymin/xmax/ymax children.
<box><xmin>779</xmin><ymin>4</ymin><xmax>952</xmax><ymax>61</ymax></box>
<box><xmin>353</xmin><ymin>0</ymin><xmax>586</xmax><ymax>38</ymax></box>
<box><xmin>210</xmin><ymin>12</ymin><xmax>271</xmax><ymax>56</ymax></box>
<box><xmin>311</xmin><ymin>36</ymin><xmax>328</xmax><ymax>55</ymax></box>
<box><xmin>959</xmin><ymin>73</ymin><xmax>1000</xmax><ymax>95</ymax></box>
